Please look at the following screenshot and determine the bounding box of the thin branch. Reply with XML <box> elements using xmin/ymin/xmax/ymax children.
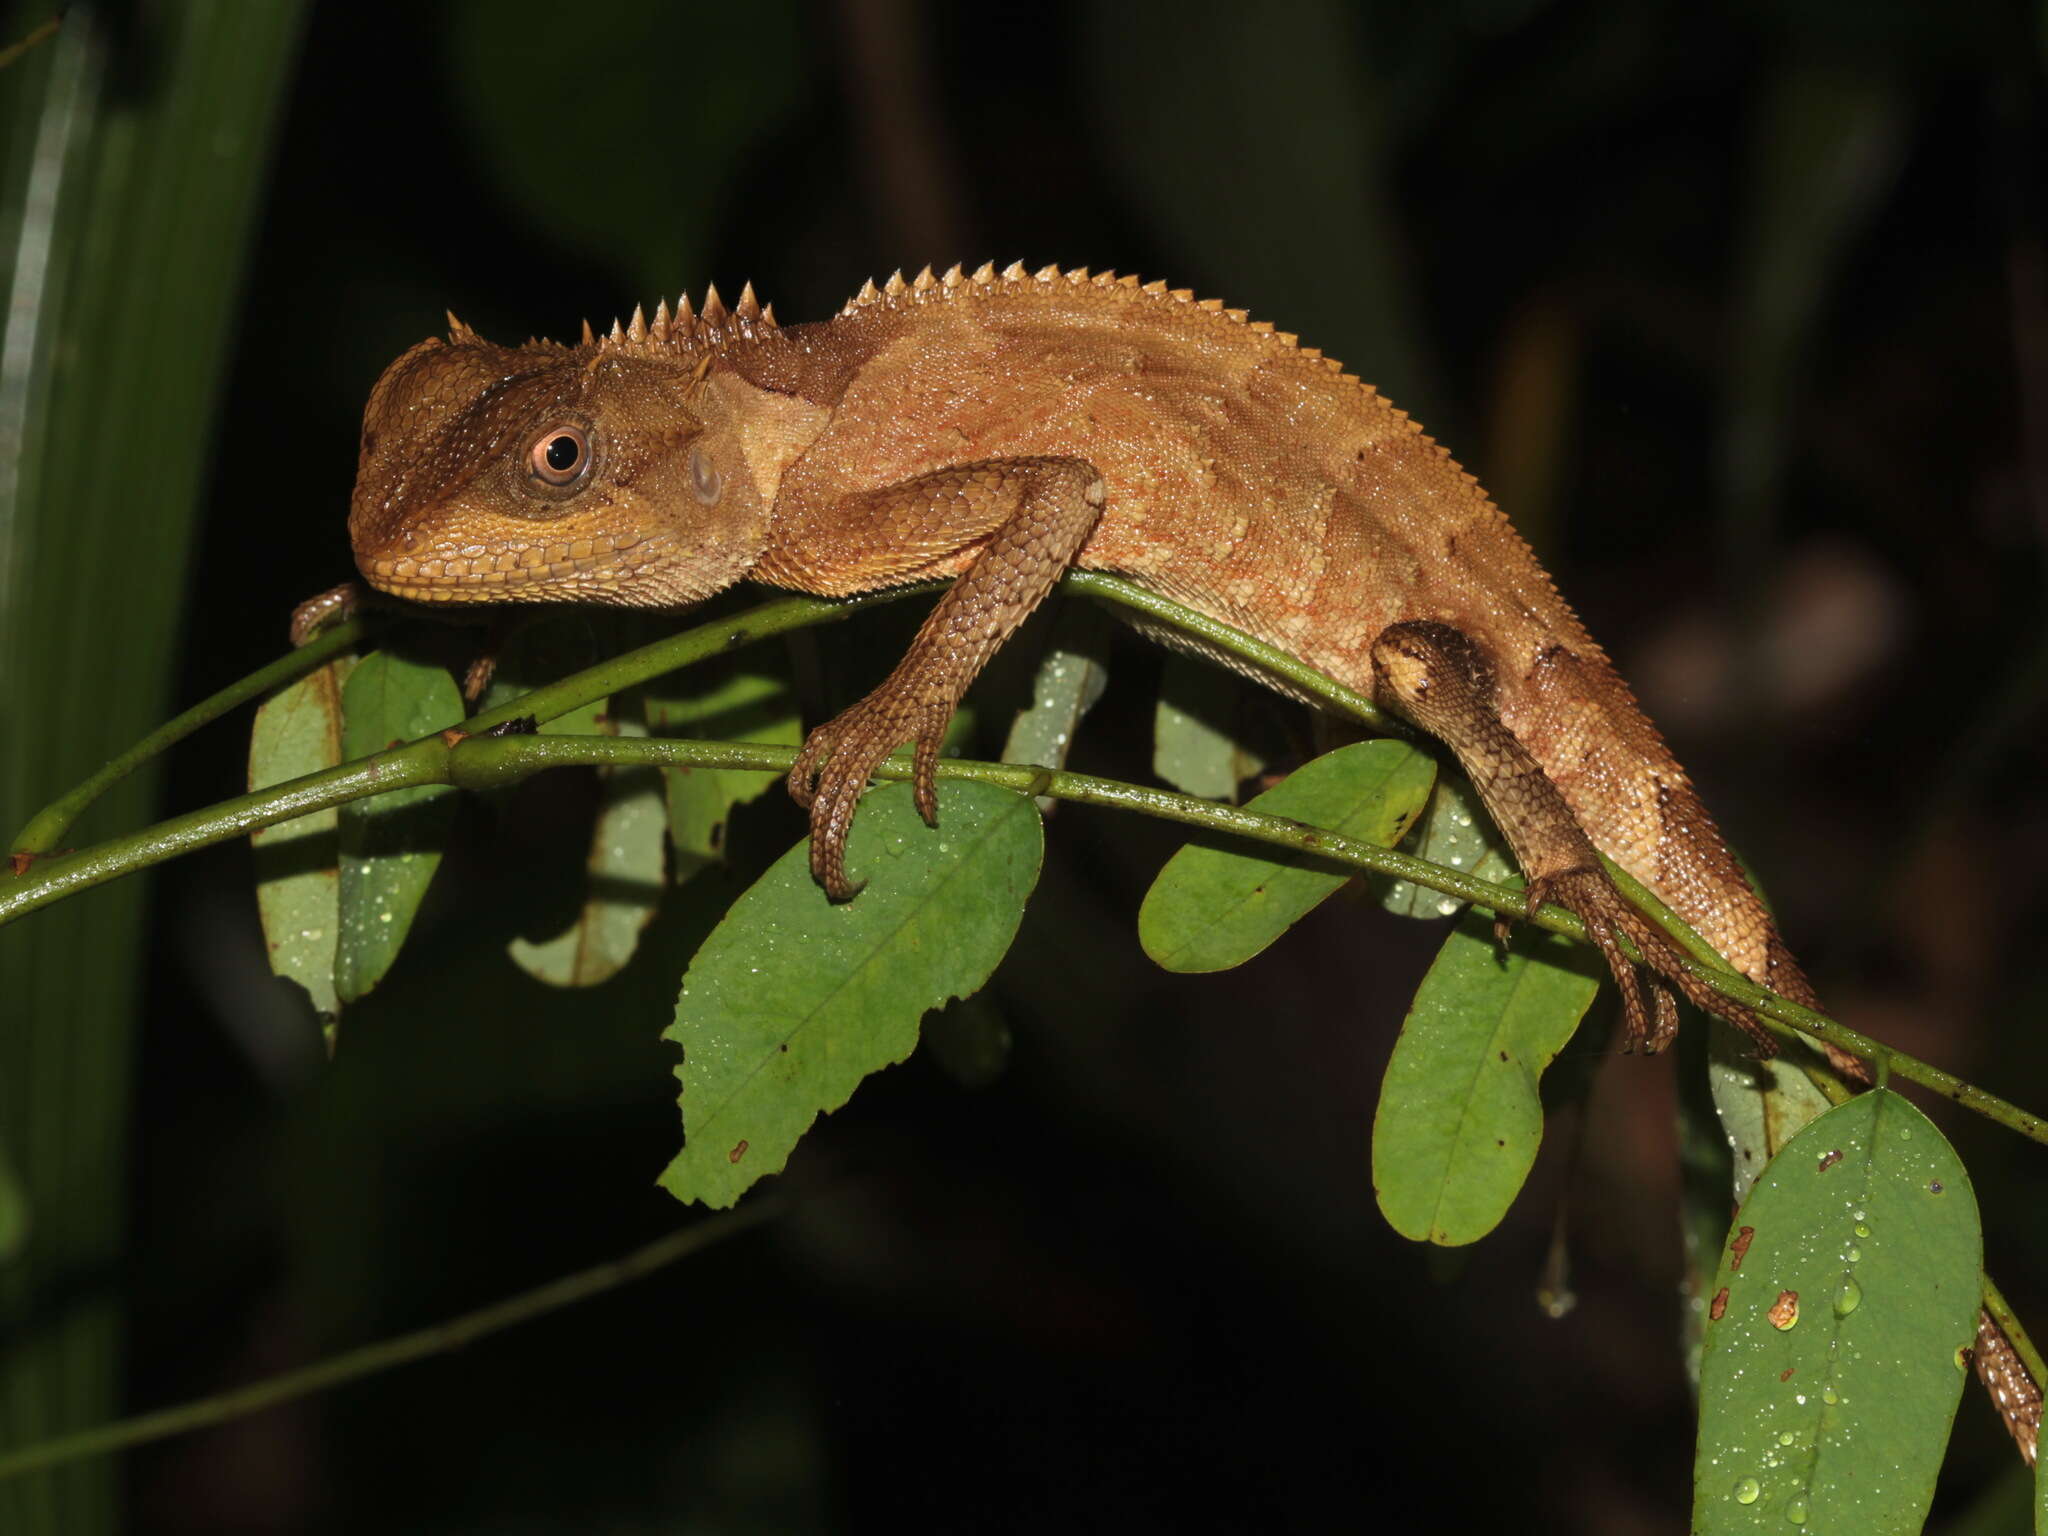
<box><xmin>10</xmin><ymin>720</ymin><xmax>2046</xmax><ymax>1151</ymax></box>
<box><xmin>9</xmin><ymin>616</ymin><xmax>365</xmax><ymax>856</ymax></box>
<box><xmin>0</xmin><ymin>1200</ymin><xmax>781</xmax><ymax>1484</ymax></box>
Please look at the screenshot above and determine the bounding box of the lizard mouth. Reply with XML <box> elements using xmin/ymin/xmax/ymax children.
<box><xmin>359</xmin><ymin>528</ymin><xmax>655</xmax><ymax>603</ymax></box>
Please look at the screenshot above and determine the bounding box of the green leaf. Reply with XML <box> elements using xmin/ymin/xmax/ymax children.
<box><xmin>335</xmin><ymin>651</ymin><xmax>464</xmax><ymax>1003</ymax></box>
<box><xmin>506</xmin><ymin>713</ymin><xmax>668</xmax><ymax>988</ymax></box>
<box><xmin>477</xmin><ymin>614</ymin><xmax>611</xmax><ymax>733</ymax></box>
<box><xmin>248</xmin><ymin>657</ymin><xmax>352</xmax><ymax>1041</ymax></box>
<box><xmin>1139</xmin><ymin>740</ymin><xmax>1435</xmax><ymax>973</ymax></box>
<box><xmin>1692</xmin><ymin>1090</ymin><xmax>1981</xmax><ymax>1535</ymax></box>
<box><xmin>660</xmin><ymin>780</ymin><xmax>1042</xmax><ymax>1209</ymax></box>
<box><xmin>0</xmin><ymin>7</ymin><xmax>306</xmax><ymax>1522</ymax></box>
<box><xmin>1708</xmin><ymin>1020</ymin><xmax>1834</xmax><ymax>1201</ymax></box>
<box><xmin>1372</xmin><ymin>910</ymin><xmax>1601</xmax><ymax>1244</ymax></box>
<box><xmin>642</xmin><ymin>654</ymin><xmax>802</xmax><ymax>884</ymax></box>
<box><xmin>1152</xmin><ymin>654</ymin><xmax>1265</xmax><ymax>800</ymax></box>
<box><xmin>1001</xmin><ymin>603</ymin><xmax>1113</xmax><ymax>796</ymax></box>
<box><xmin>1678</xmin><ymin>1023</ymin><xmax>1742</xmax><ymax>1390</ymax></box>
<box><xmin>1379</xmin><ymin>773</ymin><xmax>1515</xmax><ymax>919</ymax></box>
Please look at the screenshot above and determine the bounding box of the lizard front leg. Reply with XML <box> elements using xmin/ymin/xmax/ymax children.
<box><xmin>761</xmin><ymin>457</ymin><xmax>1106</xmax><ymax>899</ymax></box>
<box><xmin>1370</xmin><ymin>620</ymin><xmax>1775</xmax><ymax>1054</ymax></box>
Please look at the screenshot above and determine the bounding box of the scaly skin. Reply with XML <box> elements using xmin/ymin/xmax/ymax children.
<box><xmin>341</xmin><ymin>260</ymin><xmax>1800</xmax><ymax>1040</ymax></box>
<box><xmin>333</xmin><ymin>262</ymin><xmax>2043</xmax><ymax>1457</ymax></box>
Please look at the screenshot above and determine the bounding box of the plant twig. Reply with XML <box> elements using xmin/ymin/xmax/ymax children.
<box><xmin>0</xmin><ymin>1199</ymin><xmax>780</xmax><ymax>1484</ymax></box>
<box><xmin>8</xmin><ymin>617</ymin><xmax>365</xmax><ymax>856</ymax></box>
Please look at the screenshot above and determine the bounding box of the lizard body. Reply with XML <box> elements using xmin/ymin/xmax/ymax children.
<box><xmin>339</xmin><ymin>261</ymin><xmax>1812</xmax><ymax>1047</ymax></box>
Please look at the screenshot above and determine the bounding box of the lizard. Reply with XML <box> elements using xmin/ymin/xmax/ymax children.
<box><xmin>311</xmin><ymin>260</ymin><xmax>1800</xmax><ymax>1059</ymax></box>
<box><xmin>309</xmin><ymin>261</ymin><xmax>2043</xmax><ymax>1460</ymax></box>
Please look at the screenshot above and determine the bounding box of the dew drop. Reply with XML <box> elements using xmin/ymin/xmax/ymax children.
<box><xmin>1899</xmin><ymin>1126</ymin><xmax>1912</xmax><ymax>1139</ymax></box>
<box><xmin>1853</xmin><ymin>1223</ymin><xmax>1870</xmax><ymax>1238</ymax></box>
<box><xmin>1821</xmin><ymin>1387</ymin><xmax>1838</xmax><ymax>1405</ymax></box>
<box><xmin>1851</xmin><ymin>1208</ymin><xmax>1866</xmax><ymax>1222</ymax></box>
<box><xmin>1845</xmin><ymin>1246</ymin><xmax>1862</xmax><ymax>1263</ymax></box>
<box><xmin>1787</xmin><ymin>1498</ymin><xmax>1809</xmax><ymax>1525</ymax></box>
<box><xmin>1777</xmin><ymin>1430</ymin><xmax>1795</xmax><ymax>1446</ymax></box>
<box><xmin>1734</xmin><ymin>1478</ymin><xmax>1761</xmax><ymax>1505</ymax></box>
<box><xmin>1834</xmin><ymin>1279</ymin><xmax>1862</xmax><ymax>1317</ymax></box>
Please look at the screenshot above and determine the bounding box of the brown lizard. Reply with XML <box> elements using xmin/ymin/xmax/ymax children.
<box><xmin>319</xmin><ymin>261</ymin><xmax>1802</xmax><ymax>1056</ymax></box>
<box><xmin>313</xmin><ymin>262</ymin><xmax>2043</xmax><ymax>1460</ymax></box>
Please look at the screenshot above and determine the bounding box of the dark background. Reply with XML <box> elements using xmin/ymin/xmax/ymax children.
<box><xmin>39</xmin><ymin>0</ymin><xmax>2048</xmax><ymax>1529</ymax></box>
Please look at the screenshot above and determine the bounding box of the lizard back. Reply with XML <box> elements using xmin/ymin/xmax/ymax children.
<box><xmin>788</xmin><ymin>264</ymin><xmax>1809</xmax><ymax>1001</ymax></box>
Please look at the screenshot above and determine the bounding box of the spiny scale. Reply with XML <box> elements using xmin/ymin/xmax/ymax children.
<box><xmin>445</xmin><ymin>281</ymin><xmax>782</xmax><ymax>356</ymax></box>
<box><xmin>832</xmin><ymin>260</ymin><xmax>1353</xmax><ymax>385</ymax></box>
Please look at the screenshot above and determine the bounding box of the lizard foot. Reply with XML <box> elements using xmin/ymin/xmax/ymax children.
<box><xmin>1510</xmin><ymin>868</ymin><xmax>1777</xmax><ymax>1056</ymax></box>
<box><xmin>788</xmin><ymin>685</ymin><xmax>951</xmax><ymax>900</ymax></box>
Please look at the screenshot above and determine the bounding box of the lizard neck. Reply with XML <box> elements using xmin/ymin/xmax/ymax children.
<box><xmin>698</xmin><ymin>364</ymin><xmax>834</xmax><ymax>531</ymax></box>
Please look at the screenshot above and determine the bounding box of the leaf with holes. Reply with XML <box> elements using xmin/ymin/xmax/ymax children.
<box><xmin>1140</xmin><ymin>740</ymin><xmax>1435</xmax><ymax>973</ymax></box>
<box><xmin>1372</xmin><ymin>909</ymin><xmax>1602</xmax><ymax>1244</ymax></box>
<box><xmin>1692</xmin><ymin>1090</ymin><xmax>1979</xmax><ymax>1534</ymax></box>
<box><xmin>659</xmin><ymin>780</ymin><xmax>1042</xmax><ymax>1209</ymax></box>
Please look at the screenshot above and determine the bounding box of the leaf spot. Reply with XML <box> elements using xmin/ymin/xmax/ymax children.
<box><xmin>1730</xmin><ymin>1225</ymin><xmax>1755</xmax><ymax>1270</ymax></box>
<box><xmin>1768</xmin><ymin>1290</ymin><xmax>1800</xmax><ymax>1331</ymax></box>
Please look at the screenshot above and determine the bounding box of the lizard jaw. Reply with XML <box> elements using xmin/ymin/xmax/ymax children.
<box><xmin>358</xmin><ymin>527</ymin><xmax>659</xmax><ymax>604</ymax></box>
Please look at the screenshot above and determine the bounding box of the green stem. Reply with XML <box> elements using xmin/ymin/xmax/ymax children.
<box><xmin>8</xmin><ymin>616</ymin><xmax>365</xmax><ymax>856</ymax></box>
<box><xmin>11</xmin><ymin>722</ymin><xmax>2046</xmax><ymax>1154</ymax></box>
<box><xmin>7</xmin><ymin>572</ymin><xmax>1380</xmax><ymax>862</ymax></box>
<box><xmin>1066</xmin><ymin>571</ymin><xmax>1393</xmax><ymax>730</ymax></box>
<box><xmin>0</xmin><ymin>1200</ymin><xmax>779</xmax><ymax>1484</ymax></box>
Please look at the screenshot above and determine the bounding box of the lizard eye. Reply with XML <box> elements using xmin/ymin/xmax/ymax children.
<box><xmin>528</xmin><ymin>425</ymin><xmax>590</xmax><ymax>487</ymax></box>
<box><xmin>689</xmin><ymin>445</ymin><xmax>723</xmax><ymax>506</ymax></box>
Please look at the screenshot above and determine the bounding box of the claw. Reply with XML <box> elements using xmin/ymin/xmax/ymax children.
<box><xmin>786</xmin><ymin>684</ymin><xmax>957</xmax><ymax>900</ymax></box>
<box><xmin>1520</xmin><ymin>867</ymin><xmax>1768</xmax><ymax>1057</ymax></box>
<box><xmin>912</xmin><ymin>737</ymin><xmax>941</xmax><ymax>825</ymax></box>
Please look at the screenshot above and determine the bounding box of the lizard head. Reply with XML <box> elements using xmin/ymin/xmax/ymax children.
<box><xmin>348</xmin><ymin>302</ymin><xmax>777</xmax><ymax>611</ymax></box>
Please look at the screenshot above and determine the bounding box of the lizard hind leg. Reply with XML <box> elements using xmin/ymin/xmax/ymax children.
<box><xmin>1369</xmin><ymin>619</ymin><xmax>1775</xmax><ymax>1057</ymax></box>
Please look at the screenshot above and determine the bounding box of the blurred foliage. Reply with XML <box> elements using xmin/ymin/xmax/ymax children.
<box><xmin>1</xmin><ymin>0</ymin><xmax>2044</xmax><ymax>1529</ymax></box>
<box><xmin>0</xmin><ymin>4</ymin><xmax>304</xmax><ymax>1531</ymax></box>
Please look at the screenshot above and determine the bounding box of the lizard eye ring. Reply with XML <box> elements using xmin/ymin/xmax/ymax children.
<box><xmin>688</xmin><ymin>446</ymin><xmax>723</xmax><ymax>506</ymax></box>
<box><xmin>528</xmin><ymin>425</ymin><xmax>590</xmax><ymax>487</ymax></box>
